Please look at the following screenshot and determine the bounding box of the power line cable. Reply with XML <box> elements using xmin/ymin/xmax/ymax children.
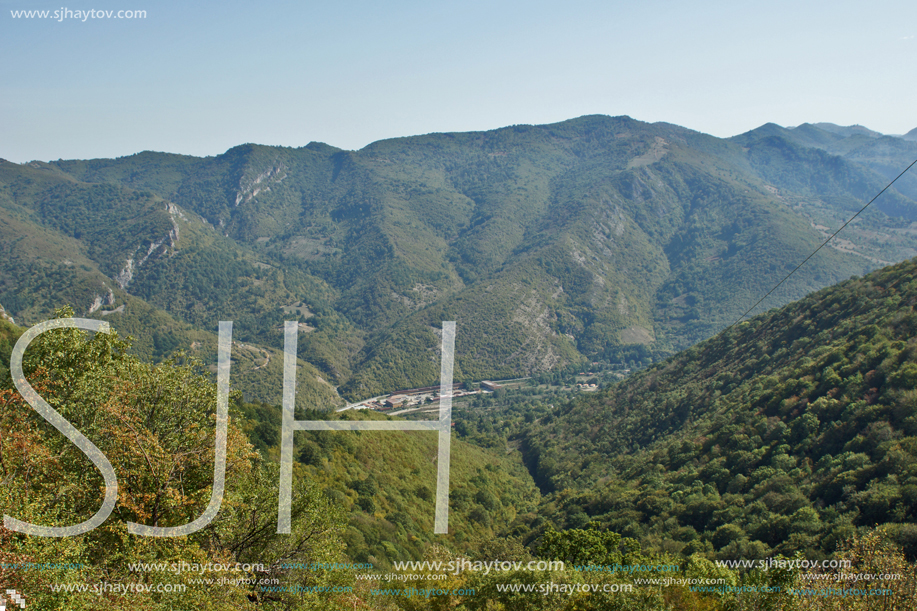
<box><xmin>727</xmin><ymin>157</ymin><xmax>917</xmax><ymax>330</ymax></box>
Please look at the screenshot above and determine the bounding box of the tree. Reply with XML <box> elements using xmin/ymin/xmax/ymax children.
<box><xmin>0</xmin><ymin>309</ymin><xmax>350</xmax><ymax>609</ymax></box>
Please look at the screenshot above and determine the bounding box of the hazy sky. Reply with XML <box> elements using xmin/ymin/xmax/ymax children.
<box><xmin>2</xmin><ymin>0</ymin><xmax>915</xmax><ymax>162</ymax></box>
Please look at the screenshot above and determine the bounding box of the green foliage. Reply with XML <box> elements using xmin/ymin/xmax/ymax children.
<box><xmin>244</xmin><ymin>405</ymin><xmax>541</xmax><ymax>568</ymax></box>
<box><xmin>0</xmin><ymin>308</ymin><xmax>351</xmax><ymax>609</ymax></box>
<box><xmin>525</xmin><ymin>257</ymin><xmax>917</xmax><ymax>561</ymax></box>
<box><xmin>538</xmin><ymin>525</ymin><xmax>637</xmax><ymax>566</ymax></box>
<box><xmin>0</xmin><ymin>318</ymin><xmax>20</xmax><ymax>386</ymax></box>
<box><xmin>791</xmin><ymin>528</ymin><xmax>917</xmax><ymax>610</ymax></box>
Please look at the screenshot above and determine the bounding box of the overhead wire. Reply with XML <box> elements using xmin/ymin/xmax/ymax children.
<box><xmin>726</xmin><ymin>157</ymin><xmax>917</xmax><ymax>331</ymax></box>
<box><xmin>673</xmin><ymin>155</ymin><xmax>917</xmax><ymax>388</ymax></box>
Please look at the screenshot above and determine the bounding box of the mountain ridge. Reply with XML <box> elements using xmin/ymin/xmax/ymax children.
<box><xmin>2</xmin><ymin>115</ymin><xmax>916</xmax><ymax>401</ymax></box>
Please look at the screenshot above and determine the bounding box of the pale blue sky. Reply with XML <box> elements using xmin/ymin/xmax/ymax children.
<box><xmin>2</xmin><ymin>0</ymin><xmax>915</xmax><ymax>162</ymax></box>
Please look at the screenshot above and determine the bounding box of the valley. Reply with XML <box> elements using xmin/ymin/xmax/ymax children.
<box><xmin>2</xmin><ymin>116</ymin><xmax>917</xmax><ymax>609</ymax></box>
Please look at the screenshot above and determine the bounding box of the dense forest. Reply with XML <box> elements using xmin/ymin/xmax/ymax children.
<box><xmin>522</xmin><ymin>257</ymin><xmax>917</xmax><ymax>564</ymax></box>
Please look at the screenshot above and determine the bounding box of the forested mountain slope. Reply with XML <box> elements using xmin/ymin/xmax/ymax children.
<box><xmin>524</xmin><ymin>256</ymin><xmax>917</xmax><ymax>559</ymax></box>
<box><xmin>732</xmin><ymin>121</ymin><xmax>917</xmax><ymax>203</ymax></box>
<box><xmin>2</xmin><ymin>115</ymin><xmax>916</xmax><ymax>402</ymax></box>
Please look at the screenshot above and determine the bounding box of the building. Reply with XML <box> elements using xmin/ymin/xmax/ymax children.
<box><xmin>385</xmin><ymin>395</ymin><xmax>408</xmax><ymax>409</ymax></box>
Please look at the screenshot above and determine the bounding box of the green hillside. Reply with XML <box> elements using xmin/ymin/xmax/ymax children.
<box><xmin>237</xmin><ymin>404</ymin><xmax>541</xmax><ymax>568</ymax></box>
<box><xmin>523</xmin><ymin>256</ymin><xmax>917</xmax><ymax>560</ymax></box>
<box><xmin>0</xmin><ymin>160</ymin><xmax>343</xmax><ymax>410</ymax></box>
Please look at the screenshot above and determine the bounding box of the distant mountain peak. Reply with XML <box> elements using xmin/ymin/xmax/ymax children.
<box><xmin>811</xmin><ymin>122</ymin><xmax>883</xmax><ymax>138</ymax></box>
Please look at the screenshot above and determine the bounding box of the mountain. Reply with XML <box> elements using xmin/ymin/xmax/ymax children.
<box><xmin>734</xmin><ymin>121</ymin><xmax>917</xmax><ymax>205</ymax></box>
<box><xmin>810</xmin><ymin>122</ymin><xmax>884</xmax><ymax>139</ymax></box>
<box><xmin>2</xmin><ymin>115</ymin><xmax>917</xmax><ymax>403</ymax></box>
<box><xmin>522</xmin><ymin>255</ymin><xmax>917</xmax><ymax>559</ymax></box>
<box><xmin>0</xmin><ymin>159</ymin><xmax>342</xmax><ymax>410</ymax></box>
<box><xmin>4</xmin><ymin>115</ymin><xmax>917</xmax><ymax>606</ymax></box>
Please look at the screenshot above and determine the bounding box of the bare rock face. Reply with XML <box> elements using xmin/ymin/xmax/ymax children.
<box><xmin>0</xmin><ymin>303</ymin><xmax>14</xmax><ymax>325</ymax></box>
